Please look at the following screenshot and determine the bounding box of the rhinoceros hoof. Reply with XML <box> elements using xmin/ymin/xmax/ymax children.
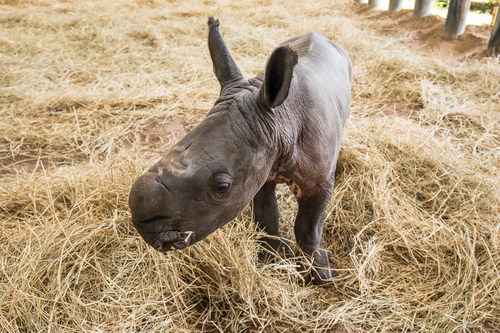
<box><xmin>297</xmin><ymin>250</ymin><xmax>337</xmax><ymax>285</ymax></box>
<box><xmin>258</xmin><ymin>236</ymin><xmax>294</xmax><ymax>264</ymax></box>
<box><xmin>300</xmin><ymin>265</ymin><xmax>338</xmax><ymax>286</ymax></box>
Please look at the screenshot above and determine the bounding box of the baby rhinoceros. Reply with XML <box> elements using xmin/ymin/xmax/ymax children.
<box><xmin>129</xmin><ymin>17</ymin><xmax>352</xmax><ymax>285</ymax></box>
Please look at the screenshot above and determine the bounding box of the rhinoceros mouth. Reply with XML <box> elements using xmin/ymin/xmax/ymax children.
<box><xmin>154</xmin><ymin>230</ymin><xmax>194</xmax><ymax>252</ymax></box>
<box><xmin>132</xmin><ymin>215</ymin><xmax>195</xmax><ymax>252</ymax></box>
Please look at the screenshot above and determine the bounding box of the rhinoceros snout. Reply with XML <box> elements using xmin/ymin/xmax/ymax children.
<box><xmin>129</xmin><ymin>172</ymin><xmax>170</xmax><ymax>223</ymax></box>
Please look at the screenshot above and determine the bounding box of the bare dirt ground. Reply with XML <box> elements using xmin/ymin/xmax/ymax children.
<box><xmin>1</xmin><ymin>0</ymin><xmax>499</xmax><ymax>332</ymax></box>
<box><xmin>355</xmin><ymin>5</ymin><xmax>495</xmax><ymax>61</ymax></box>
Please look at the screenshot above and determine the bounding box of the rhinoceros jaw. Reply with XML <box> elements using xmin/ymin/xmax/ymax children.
<box><xmin>155</xmin><ymin>230</ymin><xmax>194</xmax><ymax>252</ymax></box>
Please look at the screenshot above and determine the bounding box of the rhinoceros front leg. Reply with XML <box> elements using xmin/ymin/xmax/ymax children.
<box><xmin>294</xmin><ymin>175</ymin><xmax>337</xmax><ymax>285</ymax></box>
<box><xmin>253</xmin><ymin>182</ymin><xmax>293</xmax><ymax>263</ymax></box>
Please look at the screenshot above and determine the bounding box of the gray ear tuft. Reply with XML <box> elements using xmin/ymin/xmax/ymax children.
<box><xmin>261</xmin><ymin>45</ymin><xmax>298</xmax><ymax>109</ymax></box>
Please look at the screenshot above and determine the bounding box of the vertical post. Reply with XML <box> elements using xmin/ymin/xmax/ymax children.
<box><xmin>414</xmin><ymin>0</ymin><xmax>434</xmax><ymax>18</ymax></box>
<box><xmin>443</xmin><ymin>0</ymin><xmax>472</xmax><ymax>39</ymax></box>
<box><xmin>492</xmin><ymin>2</ymin><xmax>499</xmax><ymax>25</ymax></box>
<box><xmin>389</xmin><ymin>0</ymin><xmax>404</xmax><ymax>13</ymax></box>
<box><xmin>489</xmin><ymin>6</ymin><xmax>500</xmax><ymax>53</ymax></box>
<box><xmin>369</xmin><ymin>0</ymin><xmax>383</xmax><ymax>9</ymax></box>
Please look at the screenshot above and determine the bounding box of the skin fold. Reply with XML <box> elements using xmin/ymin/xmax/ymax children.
<box><xmin>128</xmin><ymin>17</ymin><xmax>352</xmax><ymax>285</ymax></box>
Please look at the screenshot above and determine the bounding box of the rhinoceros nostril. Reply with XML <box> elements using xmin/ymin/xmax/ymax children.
<box><xmin>155</xmin><ymin>176</ymin><xmax>171</xmax><ymax>192</ymax></box>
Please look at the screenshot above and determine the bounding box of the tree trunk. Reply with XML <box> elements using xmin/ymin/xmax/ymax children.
<box><xmin>443</xmin><ymin>0</ymin><xmax>471</xmax><ymax>39</ymax></box>
<box><xmin>488</xmin><ymin>7</ymin><xmax>500</xmax><ymax>53</ymax></box>
<box><xmin>389</xmin><ymin>0</ymin><xmax>404</xmax><ymax>13</ymax></box>
<box><xmin>369</xmin><ymin>0</ymin><xmax>383</xmax><ymax>9</ymax></box>
<box><xmin>413</xmin><ymin>0</ymin><xmax>434</xmax><ymax>18</ymax></box>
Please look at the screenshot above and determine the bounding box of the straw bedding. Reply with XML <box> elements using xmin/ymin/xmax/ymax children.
<box><xmin>1</xmin><ymin>0</ymin><xmax>499</xmax><ymax>331</ymax></box>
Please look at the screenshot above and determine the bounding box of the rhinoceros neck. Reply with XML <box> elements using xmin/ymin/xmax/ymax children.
<box><xmin>212</xmin><ymin>83</ymin><xmax>280</xmax><ymax>152</ymax></box>
<box><xmin>173</xmin><ymin>80</ymin><xmax>293</xmax><ymax>188</ymax></box>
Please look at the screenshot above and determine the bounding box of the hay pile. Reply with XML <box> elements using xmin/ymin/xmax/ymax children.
<box><xmin>1</xmin><ymin>0</ymin><xmax>499</xmax><ymax>331</ymax></box>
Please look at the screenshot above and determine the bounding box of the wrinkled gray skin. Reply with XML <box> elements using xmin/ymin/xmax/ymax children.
<box><xmin>129</xmin><ymin>17</ymin><xmax>352</xmax><ymax>285</ymax></box>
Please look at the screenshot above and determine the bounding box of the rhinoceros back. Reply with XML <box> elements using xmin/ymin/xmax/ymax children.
<box><xmin>276</xmin><ymin>32</ymin><xmax>352</xmax><ymax>184</ymax></box>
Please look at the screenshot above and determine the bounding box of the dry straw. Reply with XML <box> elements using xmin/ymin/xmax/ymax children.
<box><xmin>1</xmin><ymin>0</ymin><xmax>499</xmax><ymax>332</ymax></box>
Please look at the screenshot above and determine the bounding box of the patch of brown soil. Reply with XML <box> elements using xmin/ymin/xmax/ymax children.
<box><xmin>0</xmin><ymin>154</ymin><xmax>79</xmax><ymax>175</ymax></box>
<box><xmin>138</xmin><ymin>117</ymin><xmax>187</xmax><ymax>150</ymax></box>
<box><xmin>356</xmin><ymin>6</ymin><xmax>493</xmax><ymax>61</ymax></box>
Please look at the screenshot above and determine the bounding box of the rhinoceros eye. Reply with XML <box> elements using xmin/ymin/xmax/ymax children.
<box><xmin>216</xmin><ymin>182</ymin><xmax>230</xmax><ymax>194</ymax></box>
<box><xmin>212</xmin><ymin>173</ymin><xmax>232</xmax><ymax>196</ymax></box>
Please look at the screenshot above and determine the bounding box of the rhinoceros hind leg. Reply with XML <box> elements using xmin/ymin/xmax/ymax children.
<box><xmin>253</xmin><ymin>182</ymin><xmax>293</xmax><ymax>263</ymax></box>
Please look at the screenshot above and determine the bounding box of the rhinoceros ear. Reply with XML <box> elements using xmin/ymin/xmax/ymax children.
<box><xmin>260</xmin><ymin>45</ymin><xmax>298</xmax><ymax>109</ymax></box>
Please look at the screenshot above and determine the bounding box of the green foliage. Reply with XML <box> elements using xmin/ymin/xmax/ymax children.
<box><xmin>436</xmin><ymin>0</ymin><xmax>495</xmax><ymax>14</ymax></box>
<box><xmin>435</xmin><ymin>0</ymin><xmax>449</xmax><ymax>9</ymax></box>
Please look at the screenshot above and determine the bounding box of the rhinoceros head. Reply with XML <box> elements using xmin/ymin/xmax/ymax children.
<box><xmin>128</xmin><ymin>18</ymin><xmax>298</xmax><ymax>252</ymax></box>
